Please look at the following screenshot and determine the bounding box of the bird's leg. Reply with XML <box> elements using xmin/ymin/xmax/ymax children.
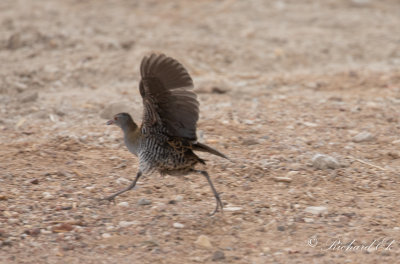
<box><xmin>193</xmin><ymin>170</ymin><xmax>223</xmax><ymax>215</ymax></box>
<box><xmin>103</xmin><ymin>171</ymin><xmax>142</xmax><ymax>201</ymax></box>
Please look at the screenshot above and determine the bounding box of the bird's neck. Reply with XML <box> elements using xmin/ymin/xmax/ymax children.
<box><xmin>122</xmin><ymin>120</ymin><xmax>138</xmax><ymax>134</ymax></box>
<box><xmin>122</xmin><ymin>122</ymin><xmax>141</xmax><ymax>156</ymax></box>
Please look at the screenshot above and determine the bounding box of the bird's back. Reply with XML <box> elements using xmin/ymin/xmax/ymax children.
<box><xmin>138</xmin><ymin>128</ymin><xmax>201</xmax><ymax>175</ymax></box>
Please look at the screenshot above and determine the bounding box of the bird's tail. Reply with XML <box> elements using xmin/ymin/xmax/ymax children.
<box><xmin>193</xmin><ymin>142</ymin><xmax>231</xmax><ymax>161</ymax></box>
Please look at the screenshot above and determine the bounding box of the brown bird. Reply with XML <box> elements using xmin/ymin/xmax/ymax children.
<box><xmin>104</xmin><ymin>53</ymin><xmax>228</xmax><ymax>215</ymax></box>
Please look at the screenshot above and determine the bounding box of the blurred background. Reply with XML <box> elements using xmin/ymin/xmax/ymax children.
<box><xmin>1</xmin><ymin>0</ymin><xmax>400</xmax><ymax>263</ymax></box>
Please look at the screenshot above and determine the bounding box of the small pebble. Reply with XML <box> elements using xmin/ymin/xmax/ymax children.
<box><xmin>118</xmin><ymin>221</ymin><xmax>138</xmax><ymax>228</ymax></box>
<box><xmin>387</xmin><ymin>151</ymin><xmax>400</xmax><ymax>159</ymax></box>
<box><xmin>85</xmin><ymin>185</ymin><xmax>95</xmax><ymax>191</ymax></box>
<box><xmin>305</xmin><ymin>206</ymin><xmax>328</xmax><ymax>215</ymax></box>
<box><xmin>212</xmin><ymin>251</ymin><xmax>225</xmax><ymax>261</ymax></box>
<box><xmin>42</xmin><ymin>192</ymin><xmax>54</xmax><ymax>200</ymax></box>
<box><xmin>287</xmin><ymin>171</ymin><xmax>299</xmax><ymax>176</ymax></box>
<box><xmin>52</xmin><ymin>223</ymin><xmax>74</xmax><ymax>233</ymax></box>
<box><xmin>118</xmin><ymin>202</ymin><xmax>129</xmax><ymax>208</ymax></box>
<box><xmin>24</xmin><ymin>228</ymin><xmax>40</xmax><ymax>236</ymax></box>
<box><xmin>273</xmin><ymin>176</ymin><xmax>292</xmax><ymax>183</ymax></box>
<box><xmin>302</xmin><ymin>122</ymin><xmax>318</xmax><ymax>127</ymax></box>
<box><xmin>263</xmin><ymin>247</ymin><xmax>271</xmax><ymax>253</ymax></box>
<box><xmin>30</xmin><ymin>179</ymin><xmax>39</xmax><ymax>184</ymax></box>
<box><xmin>312</xmin><ymin>154</ymin><xmax>340</xmax><ymax>170</ymax></box>
<box><xmin>138</xmin><ymin>198</ymin><xmax>152</xmax><ymax>205</ymax></box>
<box><xmin>8</xmin><ymin>218</ymin><xmax>19</xmax><ymax>224</ymax></box>
<box><xmin>305</xmin><ymin>82</ymin><xmax>318</xmax><ymax>89</ymax></box>
<box><xmin>2</xmin><ymin>239</ymin><xmax>12</xmax><ymax>247</ymax></box>
<box><xmin>195</xmin><ymin>235</ymin><xmax>212</xmax><ymax>248</ymax></box>
<box><xmin>242</xmin><ymin>138</ymin><xmax>259</xmax><ymax>145</ymax></box>
<box><xmin>224</xmin><ymin>206</ymin><xmax>242</xmax><ymax>212</ymax></box>
<box><xmin>277</xmin><ymin>225</ymin><xmax>285</xmax><ymax>231</ymax></box>
<box><xmin>353</xmin><ymin>131</ymin><xmax>374</xmax><ymax>142</ymax></box>
<box><xmin>211</xmin><ymin>86</ymin><xmax>228</xmax><ymax>94</ymax></box>
<box><xmin>175</xmin><ymin>195</ymin><xmax>184</xmax><ymax>202</ymax></box>
<box><xmin>116</xmin><ymin>177</ymin><xmax>130</xmax><ymax>184</ymax></box>
<box><xmin>173</xmin><ymin>222</ymin><xmax>184</xmax><ymax>229</ymax></box>
<box><xmin>102</xmin><ymin>233</ymin><xmax>111</xmax><ymax>239</ymax></box>
<box><xmin>41</xmin><ymin>229</ymin><xmax>52</xmax><ymax>234</ymax></box>
<box><xmin>392</xmin><ymin>139</ymin><xmax>400</xmax><ymax>145</ymax></box>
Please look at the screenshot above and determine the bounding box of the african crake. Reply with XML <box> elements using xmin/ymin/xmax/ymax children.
<box><xmin>105</xmin><ymin>53</ymin><xmax>229</xmax><ymax>215</ymax></box>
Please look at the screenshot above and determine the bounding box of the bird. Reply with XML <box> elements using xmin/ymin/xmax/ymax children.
<box><xmin>104</xmin><ymin>53</ymin><xmax>229</xmax><ymax>215</ymax></box>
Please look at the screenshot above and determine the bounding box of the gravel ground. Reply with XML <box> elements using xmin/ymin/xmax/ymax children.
<box><xmin>1</xmin><ymin>0</ymin><xmax>400</xmax><ymax>263</ymax></box>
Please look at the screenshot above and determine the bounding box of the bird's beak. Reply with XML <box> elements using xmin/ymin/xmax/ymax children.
<box><xmin>106</xmin><ymin>119</ymin><xmax>114</xmax><ymax>125</ymax></box>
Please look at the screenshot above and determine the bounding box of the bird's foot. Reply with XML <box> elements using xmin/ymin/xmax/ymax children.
<box><xmin>101</xmin><ymin>194</ymin><xmax>118</xmax><ymax>202</ymax></box>
<box><xmin>99</xmin><ymin>173</ymin><xmax>141</xmax><ymax>203</ymax></box>
<box><xmin>97</xmin><ymin>195</ymin><xmax>117</xmax><ymax>205</ymax></box>
<box><xmin>209</xmin><ymin>193</ymin><xmax>224</xmax><ymax>216</ymax></box>
<box><xmin>98</xmin><ymin>189</ymin><xmax>129</xmax><ymax>203</ymax></box>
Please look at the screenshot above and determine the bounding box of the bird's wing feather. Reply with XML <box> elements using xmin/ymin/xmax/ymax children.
<box><xmin>139</xmin><ymin>54</ymin><xmax>199</xmax><ymax>140</ymax></box>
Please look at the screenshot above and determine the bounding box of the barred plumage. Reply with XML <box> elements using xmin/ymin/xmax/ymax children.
<box><xmin>104</xmin><ymin>53</ymin><xmax>229</xmax><ymax>215</ymax></box>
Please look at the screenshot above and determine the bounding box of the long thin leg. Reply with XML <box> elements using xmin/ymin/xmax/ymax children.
<box><xmin>193</xmin><ymin>169</ymin><xmax>223</xmax><ymax>215</ymax></box>
<box><xmin>103</xmin><ymin>171</ymin><xmax>142</xmax><ymax>201</ymax></box>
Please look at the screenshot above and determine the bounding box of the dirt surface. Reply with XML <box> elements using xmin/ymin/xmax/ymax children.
<box><xmin>1</xmin><ymin>0</ymin><xmax>400</xmax><ymax>263</ymax></box>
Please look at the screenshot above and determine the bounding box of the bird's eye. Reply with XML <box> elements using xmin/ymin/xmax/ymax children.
<box><xmin>114</xmin><ymin>117</ymin><xmax>118</xmax><ymax>120</ymax></box>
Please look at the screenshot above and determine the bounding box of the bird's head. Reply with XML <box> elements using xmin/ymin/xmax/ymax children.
<box><xmin>107</xmin><ymin>113</ymin><xmax>136</xmax><ymax>130</ymax></box>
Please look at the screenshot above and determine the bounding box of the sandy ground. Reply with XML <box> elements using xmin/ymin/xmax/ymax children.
<box><xmin>1</xmin><ymin>0</ymin><xmax>400</xmax><ymax>263</ymax></box>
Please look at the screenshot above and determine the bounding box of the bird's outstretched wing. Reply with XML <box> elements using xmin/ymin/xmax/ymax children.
<box><xmin>139</xmin><ymin>53</ymin><xmax>199</xmax><ymax>140</ymax></box>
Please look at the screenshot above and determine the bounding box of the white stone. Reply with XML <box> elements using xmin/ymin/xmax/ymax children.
<box><xmin>305</xmin><ymin>206</ymin><xmax>328</xmax><ymax>215</ymax></box>
<box><xmin>312</xmin><ymin>154</ymin><xmax>340</xmax><ymax>170</ymax></box>
<box><xmin>42</xmin><ymin>192</ymin><xmax>53</xmax><ymax>200</ymax></box>
<box><xmin>116</xmin><ymin>177</ymin><xmax>130</xmax><ymax>184</ymax></box>
<box><xmin>173</xmin><ymin>222</ymin><xmax>184</xmax><ymax>229</ymax></box>
<box><xmin>303</xmin><ymin>122</ymin><xmax>318</xmax><ymax>127</ymax></box>
<box><xmin>174</xmin><ymin>195</ymin><xmax>184</xmax><ymax>202</ymax></box>
<box><xmin>287</xmin><ymin>171</ymin><xmax>299</xmax><ymax>177</ymax></box>
<box><xmin>353</xmin><ymin>131</ymin><xmax>374</xmax><ymax>142</ymax></box>
<box><xmin>118</xmin><ymin>221</ymin><xmax>138</xmax><ymax>228</ymax></box>
<box><xmin>102</xmin><ymin>233</ymin><xmax>111</xmax><ymax>238</ymax></box>
<box><xmin>117</xmin><ymin>202</ymin><xmax>129</xmax><ymax>208</ymax></box>
<box><xmin>224</xmin><ymin>206</ymin><xmax>242</xmax><ymax>212</ymax></box>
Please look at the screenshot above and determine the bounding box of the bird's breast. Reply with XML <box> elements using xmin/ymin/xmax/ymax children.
<box><xmin>123</xmin><ymin>132</ymin><xmax>141</xmax><ymax>156</ymax></box>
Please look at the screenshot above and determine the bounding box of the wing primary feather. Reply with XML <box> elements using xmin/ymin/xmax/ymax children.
<box><xmin>139</xmin><ymin>53</ymin><xmax>199</xmax><ymax>139</ymax></box>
